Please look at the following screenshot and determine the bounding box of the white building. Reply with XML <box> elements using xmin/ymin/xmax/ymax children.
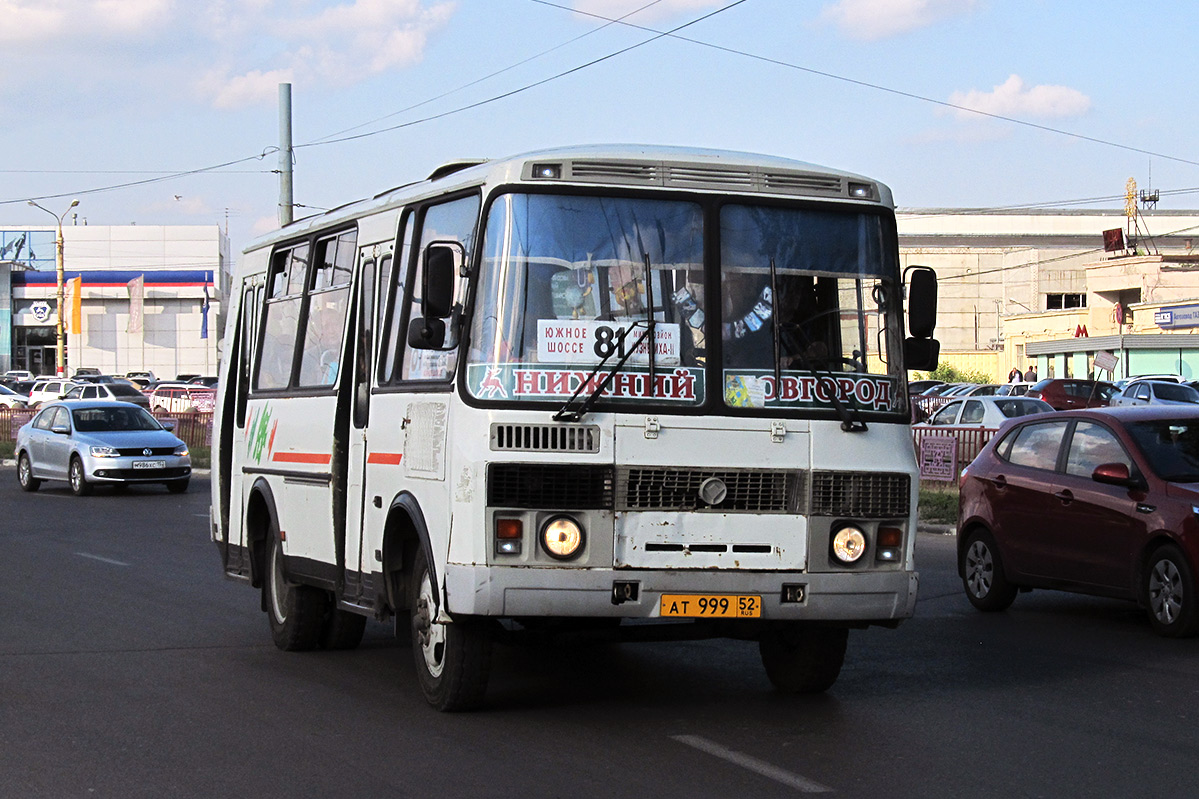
<box><xmin>1</xmin><ymin>224</ymin><xmax>229</xmax><ymax>378</ymax></box>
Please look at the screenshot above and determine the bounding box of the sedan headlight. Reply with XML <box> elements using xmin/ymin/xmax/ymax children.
<box><xmin>831</xmin><ymin>525</ymin><xmax>868</xmax><ymax>564</ymax></box>
<box><xmin>90</xmin><ymin>445</ymin><xmax>120</xmax><ymax>458</ymax></box>
<box><xmin>540</xmin><ymin>516</ymin><xmax>585</xmax><ymax>560</ymax></box>
<box><xmin>173</xmin><ymin>444</ymin><xmax>189</xmax><ymax>457</ymax></box>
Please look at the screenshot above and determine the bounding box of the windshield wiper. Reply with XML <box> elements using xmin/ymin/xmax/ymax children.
<box><xmin>554</xmin><ymin>254</ymin><xmax>658</xmax><ymax>423</ymax></box>
<box><xmin>769</xmin><ymin>257</ymin><xmax>867</xmax><ymax>433</ymax></box>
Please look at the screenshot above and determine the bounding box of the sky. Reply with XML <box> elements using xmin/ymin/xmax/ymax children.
<box><xmin>3</xmin><ymin>0</ymin><xmax>1197</xmax><ymax>257</ymax></box>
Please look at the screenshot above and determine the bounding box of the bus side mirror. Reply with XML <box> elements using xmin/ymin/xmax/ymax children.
<box><xmin>904</xmin><ymin>337</ymin><xmax>940</xmax><ymax>372</ymax></box>
<box><xmin>906</xmin><ymin>265</ymin><xmax>937</xmax><ymax>338</ymax></box>
<box><xmin>407</xmin><ymin>242</ymin><xmax>463</xmax><ymax>350</ymax></box>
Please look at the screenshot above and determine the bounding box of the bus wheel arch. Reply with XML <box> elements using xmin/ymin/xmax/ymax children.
<box><xmin>245</xmin><ymin>479</ymin><xmax>279</xmax><ymax>597</ymax></box>
<box><xmin>382</xmin><ymin>492</ymin><xmax>436</xmax><ymax>617</ymax></box>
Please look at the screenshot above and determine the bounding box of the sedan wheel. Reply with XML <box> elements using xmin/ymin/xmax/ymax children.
<box><xmin>69</xmin><ymin>457</ymin><xmax>93</xmax><ymax>496</ymax></box>
<box><xmin>17</xmin><ymin>453</ymin><xmax>41</xmax><ymax>492</ymax></box>
<box><xmin>1145</xmin><ymin>546</ymin><xmax>1199</xmax><ymax>637</ymax></box>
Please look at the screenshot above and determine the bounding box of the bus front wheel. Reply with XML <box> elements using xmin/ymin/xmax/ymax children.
<box><xmin>759</xmin><ymin>624</ymin><xmax>848</xmax><ymax>694</ymax></box>
<box><xmin>408</xmin><ymin>546</ymin><xmax>492</xmax><ymax>711</ymax></box>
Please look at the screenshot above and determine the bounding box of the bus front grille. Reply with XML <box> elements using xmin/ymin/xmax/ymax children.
<box><xmin>616</xmin><ymin>467</ymin><xmax>805</xmax><ymax>513</ymax></box>
<box><xmin>487</xmin><ymin>463</ymin><xmax>614</xmax><ymax>509</ymax></box>
<box><xmin>810</xmin><ymin>471</ymin><xmax>910</xmax><ymax>518</ymax></box>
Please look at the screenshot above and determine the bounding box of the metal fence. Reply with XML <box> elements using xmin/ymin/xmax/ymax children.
<box><xmin>911</xmin><ymin>424</ymin><xmax>998</xmax><ymax>489</ymax></box>
<box><xmin>2</xmin><ymin>407</ymin><xmax>213</xmax><ymax>450</ymax></box>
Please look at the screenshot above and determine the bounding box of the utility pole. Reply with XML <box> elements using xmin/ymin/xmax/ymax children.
<box><xmin>28</xmin><ymin>199</ymin><xmax>79</xmax><ymax>376</ymax></box>
<box><xmin>279</xmin><ymin>83</ymin><xmax>294</xmax><ymax>227</ymax></box>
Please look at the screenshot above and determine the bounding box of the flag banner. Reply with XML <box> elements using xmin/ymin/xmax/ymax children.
<box><xmin>127</xmin><ymin>274</ymin><xmax>145</xmax><ymax>334</ymax></box>
<box><xmin>66</xmin><ymin>275</ymin><xmax>83</xmax><ymax>333</ymax></box>
<box><xmin>200</xmin><ymin>275</ymin><xmax>210</xmax><ymax>340</ymax></box>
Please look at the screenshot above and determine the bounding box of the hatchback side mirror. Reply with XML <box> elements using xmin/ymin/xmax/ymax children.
<box><xmin>1092</xmin><ymin>462</ymin><xmax>1143</xmax><ymax>489</ymax></box>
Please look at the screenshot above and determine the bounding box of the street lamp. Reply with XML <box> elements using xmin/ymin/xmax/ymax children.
<box><xmin>27</xmin><ymin>199</ymin><xmax>79</xmax><ymax>376</ymax></box>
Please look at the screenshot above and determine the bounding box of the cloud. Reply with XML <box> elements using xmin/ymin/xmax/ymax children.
<box><xmin>198</xmin><ymin>0</ymin><xmax>456</xmax><ymax>108</ymax></box>
<box><xmin>570</xmin><ymin>0</ymin><xmax>726</xmax><ymax>23</ymax></box>
<box><xmin>820</xmin><ymin>0</ymin><xmax>977</xmax><ymax>41</ymax></box>
<box><xmin>0</xmin><ymin>0</ymin><xmax>172</xmax><ymax>43</ymax></box>
<box><xmin>947</xmin><ymin>74</ymin><xmax>1091</xmax><ymax>120</ymax></box>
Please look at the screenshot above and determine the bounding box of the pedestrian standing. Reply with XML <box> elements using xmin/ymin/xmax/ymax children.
<box><xmin>1008</xmin><ymin>367</ymin><xmax>1022</xmax><ymax>383</ymax></box>
<box><xmin>1023</xmin><ymin>365</ymin><xmax>1038</xmax><ymax>381</ymax></box>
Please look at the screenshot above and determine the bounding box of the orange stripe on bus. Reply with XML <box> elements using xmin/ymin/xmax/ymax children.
<box><xmin>367</xmin><ymin>452</ymin><xmax>404</xmax><ymax>465</ymax></box>
<box><xmin>272</xmin><ymin>452</ymin><xmax>332</xmax><ymax>465</ymax></box>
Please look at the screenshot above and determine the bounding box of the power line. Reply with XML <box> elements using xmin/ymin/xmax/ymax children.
<box><xmin>306</xmin><ymin>0</ymin><xmax>668</xmax><ymax>144</ymax></box>
<box><xmin>534</xmin><ymin>0</ymin><xmax>1199</xmax><ymax>170</ymax></box>
<box><xmin>295</xmin><ymin>0</ymin><xmax>749</xmax><ymax>150</ymax></box>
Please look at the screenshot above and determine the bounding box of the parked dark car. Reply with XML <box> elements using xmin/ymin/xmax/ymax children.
<box><xmin>1025</xmin><ymin>378</ymin><xmax>1117</xmax><ymax>410</ymax></box>
<box><xmin>908</xmin><ymin>379</ymin><xmax>945</xmax><ymax>394</ymax></box>
<box><xmin>958</xmin><ymin>406</ymin><xmax>1199</xmax><ymax>637</ymax></box>
<box><xmin>62</xmin><ymin>382</ymin><xmax>152</xmax><ymax>408</ymax></box>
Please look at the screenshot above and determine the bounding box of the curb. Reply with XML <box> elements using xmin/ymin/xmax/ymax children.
<box><xmin>918</xmin><ymin>522</ymin><xmax>956</xmax><ymax>535</ymax></box>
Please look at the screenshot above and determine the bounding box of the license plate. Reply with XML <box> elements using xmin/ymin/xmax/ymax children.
<box><xmin>660</xmin><ymin>593</ymin><xmax>761</xmax><ymax>618</ymax></box>
<box><xmin>132</xmin><ymin>460</ymin><xmax>165</xmax><ymax>470</ymax></box>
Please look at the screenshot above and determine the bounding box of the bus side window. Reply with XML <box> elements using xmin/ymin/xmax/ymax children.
<box><xmin>297</xmin><ymin>230</ymin><xmax>355</xmax><ymax>387</ymax></box>
<box><xmin>399</xmin><ymin>194</ymin><xmax>480</xmax><ymax>382</ymax></box>
<box><xmin>256</xmin><ymin>244</ymin><xmax>309</xmax><ymax>390</ymax></box>
<box><xmin>379</xmin><ymin>212</ymin><xmax>413</xmax><ymax>385</ymax></box>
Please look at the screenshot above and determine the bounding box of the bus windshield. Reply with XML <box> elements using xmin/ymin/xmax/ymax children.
<box><xmin>466</xmin><ymin>192</ymin><xmax>902</xmax><ymax>414</ymax></box>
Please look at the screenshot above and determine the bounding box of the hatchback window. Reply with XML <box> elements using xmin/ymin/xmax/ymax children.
<box><xmin>1004</xmin><ymin>420</ymin><xmax>1069</xmax><ymax>471</ymax></box>
<box><xmin>1065</xmin><ymin>422</ymin><xmax>1131</xmax><ymax>477</ymax></box>
<box><xmin>1126</xmin><ymin>420</ymin><xmax>1199</xmax><ymax>482</ymax></box>
<box><xmin>1156</xmin><ymin>383</ymin><xmax>1199</xmax><ymax>402</ymax></box>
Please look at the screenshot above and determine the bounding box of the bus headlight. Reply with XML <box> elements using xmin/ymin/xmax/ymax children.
<box><xmin>831</xmin><ymin>525</ymin><xmax>868</xmax><ymax>564</ymax></box>
<box><xmin>540</xmin><ymin>515</ymin><xmax>584</xmax><ymax>560</ymax></box>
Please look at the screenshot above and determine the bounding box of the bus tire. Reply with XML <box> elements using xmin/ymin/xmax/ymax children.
<box><xmin>759</xmin><ymin>624</ymin><xmax>848</xmax><ymax>694</ymax></box>
<box><xmin>321</xmin><ymin>607</ymin><xmax>367</xmax><ymax>650</ymax></box>
<box><xmin>266</xmin><ymin>533</ymin><xmax>325</xmax><ymax>651</ymax></box>
<box><xmin>408</xmin><ymin>546</ymin><xmax>492</xmax><ymax>711</ymax></box>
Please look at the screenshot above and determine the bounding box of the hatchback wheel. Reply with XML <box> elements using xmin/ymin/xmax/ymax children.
<box><xmin>1144</xmin><ymin>545</ymin><xmax>1199</xmax><ymax>638</ymax></box>
<box><xmin>962</xmin><ymin>529</ymin><xmax>1017</xmax><ymax>611</ymax></box>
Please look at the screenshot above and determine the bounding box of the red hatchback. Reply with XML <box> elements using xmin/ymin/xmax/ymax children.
<box><xmin>1025</xmin><ymin>378</ymin><xmax>1117</xmax><ymax>410</ymax></box>
<box><xmin>958</xmin><ymin>406</ymin><xmax>1199</xmax><ymax>637</ymax></box>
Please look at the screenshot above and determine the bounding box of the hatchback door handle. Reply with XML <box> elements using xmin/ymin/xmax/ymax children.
<box><xmin>1054</xmin><ymin>489</ymin><xmax>1073</xmax><ymax>503</ymax></box>
<box><xmin>989</xmin><ymin>475</ymin><xmax>1007</xmax><ymax>488</ymax></box>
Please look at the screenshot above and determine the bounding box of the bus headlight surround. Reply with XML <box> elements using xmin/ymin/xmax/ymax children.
<box><xmin>540</xmin><ymin>515</ymin><xmax>585</xmax><ymax>560</ymax></box>
<box><xmin>831</xmin><ymin>525</ymin><xmax>868</xmax><ymax>564</ymax></box>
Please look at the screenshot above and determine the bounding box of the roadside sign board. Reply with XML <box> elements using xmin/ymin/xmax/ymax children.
<box><xmin>918</xmin><ymin>436</ymin><xmax>958</xmax><ymax>482</ymax></box>
<box><xmin>1093</xmin><ymin>351</ymin><xmax>1119</xmax><ymax>373</ymax></box>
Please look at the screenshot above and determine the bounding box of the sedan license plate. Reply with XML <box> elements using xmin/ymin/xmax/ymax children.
<box><xmin>660</xmin><ymin>593</ymin><xmax>761</xmax><ymax>618</ymax></box>
<box><xmin>132</xmin><ymin>460</ymin><xmax>166</xmax><ymax>470</ymax></box>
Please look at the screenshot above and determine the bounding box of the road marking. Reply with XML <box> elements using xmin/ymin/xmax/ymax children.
<box><xmin>671</xmin><ymin>735</ymin><xmax>832</xmax><ymax>793</ymax></box>
<box><xmin>76</xmin><ymin>552</ymin><xmax>130</xmax><ymax>567</ymax></box>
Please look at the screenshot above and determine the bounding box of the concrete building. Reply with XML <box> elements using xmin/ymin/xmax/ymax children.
<box><xmin>896</xmin><ymin>209</ymin><xmax>1199</xmax><ymax>381</ymax></box>
<box><xmin>1</xmin><ymin>224</ymin><xmax>229</xmax><ymax>378</ymax></box>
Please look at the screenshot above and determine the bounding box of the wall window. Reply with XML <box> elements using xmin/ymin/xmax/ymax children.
<box><xmin>1046</xmin><ymin>293</ymin><xmax>1086</xmax><ymax>310</ymax></box>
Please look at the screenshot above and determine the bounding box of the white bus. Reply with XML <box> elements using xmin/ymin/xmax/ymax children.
<box><xmin>211</xmin><ymin>146</ymin><xmax>939</xmax><ymax>711</ymax></box>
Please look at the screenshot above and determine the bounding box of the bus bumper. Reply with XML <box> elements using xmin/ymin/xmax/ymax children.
<box><xmin>443</xmin><ymin>564</ymin><xmax>918</xmax><ymax>624</ymax></box>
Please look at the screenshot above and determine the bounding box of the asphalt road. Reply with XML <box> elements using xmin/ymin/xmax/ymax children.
<box><xmin>2</xmin><ymin>470</ymin><xmax>1197</xmax><ymax>798</ymax></box>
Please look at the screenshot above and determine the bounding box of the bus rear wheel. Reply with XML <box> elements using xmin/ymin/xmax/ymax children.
<box><xmin>266</xmin><ymin>533</ymin><xmax>325</xmax><ymax>651</ymax></box>
<box><xmin>759</xmin><ymin>624</ymin><xmax>848</xmax><ymax>694</ymax></box>
<box><xmin>408</xmin><ymin>546</ymin><xmax>492</xmax><ymax>711</ymax></box>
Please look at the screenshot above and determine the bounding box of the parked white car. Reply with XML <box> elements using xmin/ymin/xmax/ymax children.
<box><xmin>0</xmin><ymin>384</ymin><xmax>29</xmax><ymax>408</ymax></box>
<box><xmin>149</xmin><ymin>383</ymin><xmax>216</xmax><ymax>413</ymax></box>
<box><xmin>1109</xmin><ymin>380</ymin><xmax>1199</xmax><ymax>407</ymax></box>
<box><xmin>27</xmin><ymin>379</ymin><xmax>79</xmax><ymax>407</ymax></box>
<box><xmin>914</xmin><ymin>396</ymin><xmax>1055</xmax><ymax>428</ymax></box>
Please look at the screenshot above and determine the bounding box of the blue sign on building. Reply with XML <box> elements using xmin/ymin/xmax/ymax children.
<box><xmin>1156</xmin><ymin>304</ymin><xmax>1199</xmax><ymax>329</ymax></box>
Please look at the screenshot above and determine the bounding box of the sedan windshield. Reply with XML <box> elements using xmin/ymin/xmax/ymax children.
<box><xmin>72</xmin><ymin>406</ymin><xmax>162</xmax><ymax>432</ymax></box>
<box><xmin>1126</xmin><ymin>419</ymin><xmax>1199</xmax><ymax>482</ymax></box>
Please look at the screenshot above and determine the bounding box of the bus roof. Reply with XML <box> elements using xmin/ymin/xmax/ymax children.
<box><xmin>245</xmin><ymin>144</ymin><xmax>894</xmax><ymax>255</ymax></box>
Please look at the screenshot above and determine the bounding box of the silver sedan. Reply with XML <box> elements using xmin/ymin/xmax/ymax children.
<box><xmin>15</xmin><ymin>400</ymin><xmax>192</xmax><ymax>495</ymax></box>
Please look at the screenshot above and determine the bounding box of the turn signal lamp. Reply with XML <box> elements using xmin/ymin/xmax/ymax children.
<box><xmin>495</xmin><ymin>518</ymin><xmax>523</xmax><ymax>556</ymax></box>
<box><xmin>876</xmin><ymin>526</ymin><xmax>902</xmax><ymax>563</ymax></box>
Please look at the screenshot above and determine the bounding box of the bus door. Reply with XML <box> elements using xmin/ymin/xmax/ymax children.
<box><xmin>220</xmin><ymin>276</ymin><xmax>263</xmax><ymax>577</ymax></box>
<box><xmin>342</xmin><ymin>242</ymin><xmax>390</xmax><ymax>604</ymax></box>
